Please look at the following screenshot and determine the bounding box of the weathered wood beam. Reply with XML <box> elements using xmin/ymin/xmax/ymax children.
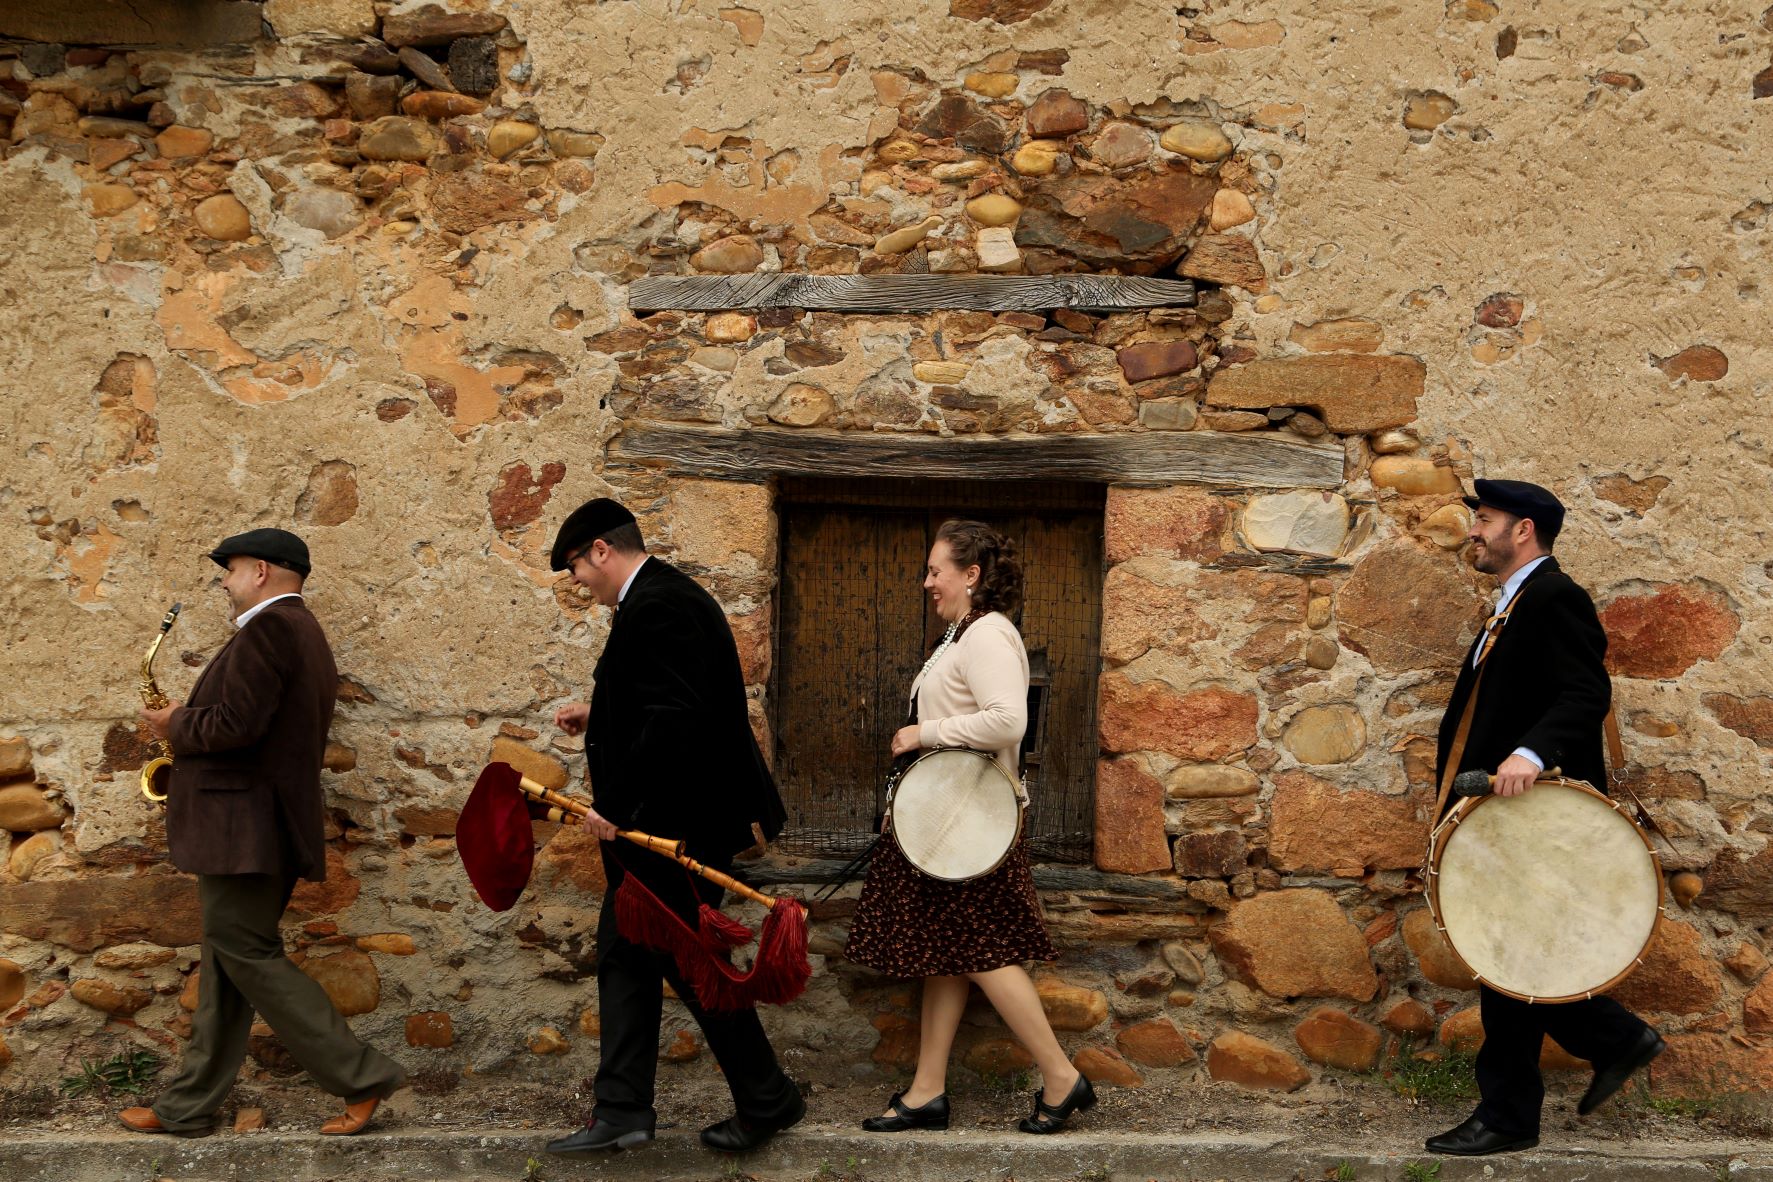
<box><xmin>610</xmin><ymin>424</ymin><xmax>1345</xmax><ymax>490</ymax></box>
<box><xmin>627</xmin><ymin>274</ymin><xmax>1197</xmax><ymax>313</ymax></box>
<box><xmin>740</xmin><ymin>858</ymin><xmax>1192</xmax><ymax>901</ymax></box>
<box><xmin>1</xmin><ymin>1</ymin><xmax>263</xmax><ymax>45</ymax></box>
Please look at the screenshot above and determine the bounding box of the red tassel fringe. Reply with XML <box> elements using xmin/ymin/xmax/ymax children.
<box><xmin>614</xmin><ymin>874</ymin><xmax>811</xmax><ymax>1012</ymax></box>
<box><xmin>698</xmin><ymin>903</ymin><xmax>753</xmax><ymax>951</ymax></box>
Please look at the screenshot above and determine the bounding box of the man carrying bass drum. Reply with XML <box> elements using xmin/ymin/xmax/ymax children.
<box><xmin>1425</xmin><ymin>480</ymin><xmax>1665</xmax><ymax>1157</ymax></box>
<box><xmin>846</xmin><ymin>520</ymin><xmax>1096</xmax><ymax>1136</ymax></box>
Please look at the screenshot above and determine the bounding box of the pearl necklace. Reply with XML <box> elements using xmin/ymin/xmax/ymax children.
<box><xmin>916</xmin><ymin>620</ymin><xmax>961</xmax><ymax>685</ymax></box>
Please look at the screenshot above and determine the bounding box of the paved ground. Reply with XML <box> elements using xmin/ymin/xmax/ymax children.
<box><xmin>3</xmin><ymin>1123</ymin><xmax>1769</xmax><ymax>1182</ymax></box>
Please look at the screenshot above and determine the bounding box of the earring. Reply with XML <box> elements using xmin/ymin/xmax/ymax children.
<box><xmin>965</xmin><ymin>586</ymin><xmax>973</xmax><ymax>597</ymax></box>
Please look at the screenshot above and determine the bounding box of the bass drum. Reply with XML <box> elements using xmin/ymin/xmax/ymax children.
<box><xmin>885</xmin><ymin>748</ymin><xmax>1023</xmax><ymax>882</ymax></box>
<box><xmin>1427</xmin><ymin>777</ymin><xmax>1663</xmax><ymax>1003</ymax></box>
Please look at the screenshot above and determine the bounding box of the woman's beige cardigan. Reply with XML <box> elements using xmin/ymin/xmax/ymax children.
<box><xmin>909</xmin><ymin>611</ymin><xmax>1030</xmax><ymax>784</ymax></box>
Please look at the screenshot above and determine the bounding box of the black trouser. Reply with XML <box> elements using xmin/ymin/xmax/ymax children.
<box><xmin>591</xmin><ymin>844</ymin><xmax>799</xmax><ymax>1131</ymax></box>
<box><xmin>1473</xmin><ymin>983</ymin><xmax>1650</xmax><ymax>1135</ymax></box>
<box><xmin>153</xmin><ymin>874</ymin><xmax>406</xmax><ymax>1131</ymax></box>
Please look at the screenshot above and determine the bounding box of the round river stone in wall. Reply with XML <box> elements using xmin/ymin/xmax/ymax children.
<box><xmin>1282</xmin><ymin>704</ymin><xmax>1366</xmax><ymax>765</ymax></box>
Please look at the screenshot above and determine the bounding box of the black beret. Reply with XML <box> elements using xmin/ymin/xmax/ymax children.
<box><xmin>550</xmin><ymin>497</ymin><xmax>637</xmax><ymax>571</ymax></box>
<box><xmin>208</xmin><ymin>528</ymin><xmax>311</xmax><ymax>577</ymax></box>
<box><xmin>1462</xmin><ymin>478</ymin><xmax>1565</xmax><ymax>541</ymax></box>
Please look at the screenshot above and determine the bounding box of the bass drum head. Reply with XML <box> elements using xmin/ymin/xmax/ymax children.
<box><xmin>1432</xmin><ymin>782</ymin><xmax>1661</xmax><ymax>1002</ymax></box>
<box><xmin>890</xmin><ymin>748</ymin><xmax>1022</xmax><ymax>882</ymax></box>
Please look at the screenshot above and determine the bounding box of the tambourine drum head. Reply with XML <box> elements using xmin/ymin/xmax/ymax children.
<box><xmin>889</xmin><ymin>749</ymin><xmax>1021</xmax><ymax>882</ymax></box>
<box><xmin>1432</xmin><ymin>782</ymin><xmax>1660</xmax><ymax>1002</ymax></box>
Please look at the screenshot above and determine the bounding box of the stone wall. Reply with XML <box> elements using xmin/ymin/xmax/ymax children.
<box><xmin>2</xmin><ymin>1</ymin><xmax>1771</xmax><ymax>1100</ymax></box>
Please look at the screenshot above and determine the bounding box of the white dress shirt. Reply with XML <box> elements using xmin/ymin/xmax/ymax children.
<box><xmin>234</xmin><ymin>592</ymin><xmax>302</xmax><ymax>629</ymax></box>
<box><xmin>1476</xmin><ymin>555</ymin><xmax>1550</xmax><ymax>770</ymax></box>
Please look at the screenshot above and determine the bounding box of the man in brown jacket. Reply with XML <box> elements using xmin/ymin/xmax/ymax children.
<box><xmin>122</xmin><ymin>528</ymin><xmax>404</xmax><ymax>1138</ymax></box>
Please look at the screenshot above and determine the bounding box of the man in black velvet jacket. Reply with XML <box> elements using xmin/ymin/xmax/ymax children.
<box><xmin>1425</xmin><ymin>480</ymin><xmax>1664</xmax><ymax>1158</ymax></box>
<box><xmin>541</xmin><ymin>498</ymin><xmax>801</xmax><ymax>1158</ymax></box>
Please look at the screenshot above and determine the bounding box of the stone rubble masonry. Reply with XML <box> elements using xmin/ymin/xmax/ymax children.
<box><xmin>1099</xmin><ymin>675</ymin><xmax>1258</xmax><ymax>761</ymax></box>
<box><xmin>1209</xmin><ymin>890</ymin><xmax>1380</xmax><ymax>1002</ymax></box>
<box><xmin>1598</xmin><ymin>580</ymin><xmax>1742</xmax><ymax>680</ymax></box>
<box><xmin>1206</xmin><ymin>355</ymin><xmax>1425</xmax><ymax>432</ymax></box>
<box><xmin>1093</xmin><ymin>757</ymin><xmax>1172</xmax><ymax>874</ymax></box>
<box><xmin>1400</xmin><ymin>908</ymin><xmax>1480</xmax><ymax>991</ymax></box>
<box><xmin>1206</xmin><ymin>1030</ymin><xmax>1311</xmax><ymax>1091</ymax></box>
<box><xmin>1604</xmin><ymin>918</ymin><xmax>1725</xmax><ymax>1016</ymax></box>
<box><xmin>0</xmin><ymin>0</ymin><xmax>1764</xmax><ymax>1108</ymax></box>
<box><xmin>1268</xmin><ymin>771</ymin><xmax>1429</xmax><ymax>873</ymax></box>
<box><xmin>1292</xmin><ymin>1007</ymin><xmax>1383</xmax><ymax>1072</ymax></box>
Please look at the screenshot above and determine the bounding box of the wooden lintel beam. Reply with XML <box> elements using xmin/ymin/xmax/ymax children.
<box><xmin>741</xmin><ymin>857</ymin><xmax>1192</xmax><ymax>900</ymax></box>
<box><xmin>0</xmin><ymin>0</ymin><xmax>264</xmax><ymax>45</ymax></box>
<box><xmin>610</xmin><ymin>424</ymin><xmax>1344</xmax><ymax>490</ymax></box>
<box><xmin>626</xmin><ymin>274</ymin><xmax>1197</xmax><ymax>313</ymax></box>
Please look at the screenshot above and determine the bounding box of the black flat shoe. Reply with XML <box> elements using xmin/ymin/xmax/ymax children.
<box><xmin>545</xmin><ymin>1120</ymin><xmax>655</xmax><ymax>1154</ymax></box>
<box><xmin>1425</xmin><ymin>1114</ymin><xmax>1537</xmax><ymax>1156</ymax></box>
<box><xmin>701</xmin><ymin>1091</ymin><xmax>807</xmax><ymax>1152</ymax></box>
<box><xmin>1578</xmin><ymin>1027</ymin><xmax>1665</xmax><ymax>1115</ymax></box>
<box><xmin>861</xmin><ymin>1091</ymin><xmax>950</xmax><ymax>1132</ymax></box>
<box><xmin>1018</xmin><ymin>1073</ymin><xmax>1096</xmax><ymax>1134</ymax></box>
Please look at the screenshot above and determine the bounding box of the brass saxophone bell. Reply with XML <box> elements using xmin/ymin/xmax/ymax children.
<box><xmin>140</xmin><ymin>757</ymin><xmax>172</xmax><ymax>803</ymax></box>
<box><xmin>139</xmin><ymin>601</ymin><xmax>182</xmax><ymax>805</ymax></box>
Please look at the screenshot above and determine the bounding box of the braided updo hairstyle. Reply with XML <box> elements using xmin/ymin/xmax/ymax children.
<box><xmin>936</xmin><ymin>519</ymin><xmax>1022</xmax><ymax>618</ymax></box>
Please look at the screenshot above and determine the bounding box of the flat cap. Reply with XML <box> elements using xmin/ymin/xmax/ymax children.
<box><xmin>1463</xmin><ymin>478</ymin><xmax>1565</xmax><ymax>542</ymax></box>
<box><xmin>208</xmin><ymin>528</ymin><xmax>311</xmax><ymax>577</ymax></box>
<box><xmin>549</xmin><ymin>497</ymin><xmax>637</xmax><ymax>571</ymax></box>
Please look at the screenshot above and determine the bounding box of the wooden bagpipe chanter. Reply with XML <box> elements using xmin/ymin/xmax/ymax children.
<box><xmin>457</xmin><ymin>761</ymin><xmax>809</xmax><ymax>1010</ymax></box>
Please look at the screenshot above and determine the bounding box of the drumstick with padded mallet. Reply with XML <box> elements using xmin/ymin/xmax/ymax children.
<box><xmin>1451</xmin><ymin>767</ymin><xmax>1564</xmax><ymax>797</ymax></box>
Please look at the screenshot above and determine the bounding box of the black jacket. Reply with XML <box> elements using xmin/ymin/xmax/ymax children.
<box><xmin>1435</xmin><ymin>557</ymin><xmax>1611</xmax><ymax>802</ymax></box>
<box><xmin>586</xmin><ymin>558</ymin><xmax>786</xmax><ymax>860</ymax></box>
<box><xmin>166</xmin><ymin>597</ymin><xmax>336</xmax><ymax>881</ymax></box>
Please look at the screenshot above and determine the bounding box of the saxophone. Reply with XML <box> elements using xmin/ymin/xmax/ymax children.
<box><xmin>139</xmin><ymin>602</ymin><xmax>182</xmax><ymax>804</ymax></box>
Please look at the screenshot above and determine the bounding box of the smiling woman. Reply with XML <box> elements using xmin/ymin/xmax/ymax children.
<box><xmin>841</xmin><ymin>514</ymin><xmax>1098</xmax><ymax>1136</ymax></box>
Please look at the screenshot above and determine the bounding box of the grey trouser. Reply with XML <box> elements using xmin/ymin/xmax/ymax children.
<box><xmin>153</xmin><ymin>873</ymin><xmax>405</xmax><ymax>1130</ymax></box>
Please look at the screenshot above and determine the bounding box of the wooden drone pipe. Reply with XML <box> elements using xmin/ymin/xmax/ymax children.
<box><xmin>513</xmin><ymin>774</ymin><xmax>781</xmax><ymax>910</ymax></box>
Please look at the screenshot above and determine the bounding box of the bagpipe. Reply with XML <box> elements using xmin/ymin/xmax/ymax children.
<box><xmin>457</xmin><ymin>761</ymin><xmax>809</xmax><ymax>1011</ymax></box>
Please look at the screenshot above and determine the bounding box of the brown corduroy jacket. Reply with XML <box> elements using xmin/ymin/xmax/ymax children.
<box><xmin>165</xmin><ymin>596</ymin><xmax>336</xmax><ymax>881</ymax></box>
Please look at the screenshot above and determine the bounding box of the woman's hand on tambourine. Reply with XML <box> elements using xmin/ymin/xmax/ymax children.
<box><xmin>890</xmin><ymin>725</ymin><xmax>922</xmax><ymax>757</ymax></box>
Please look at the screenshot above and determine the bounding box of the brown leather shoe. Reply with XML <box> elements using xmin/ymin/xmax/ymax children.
<box><xmin>118</xmin><ymin>1107</ymin><xmax>213</xmax><ymax>1138</ymax></box>
<box><xmin>118</xmin><ymin>1107</ymin><xmax>164</xmax><ymax>1133</ymax></box>
<box><xmin>319</xmin><ymin>1097</ymin><xmax>381</xmax><ymax>1136</ymax></box>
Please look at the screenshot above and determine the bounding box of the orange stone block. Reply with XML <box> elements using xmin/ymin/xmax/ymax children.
<box><xmin>1206</xmin><ymin>1031</ymin><xmax>1310</xmax><ymax>1091</ymax></box>
<box><xmin>1115</xmin><ymin>1018</ymin><xmax>1197</xmax><ymax>1067</ymax></box>
<box><xmin>1074</xmin><ymin>1045</ymin><xmax>1144</xmax><ymax>1087</ymax></box>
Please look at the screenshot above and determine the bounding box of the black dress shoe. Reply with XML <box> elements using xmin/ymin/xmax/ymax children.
<box><xmin>1425</xmin><ymin>1114</ymin><xmax>1537</xmax><ymax>1156</ymax></box>
<box><xmin>1018</xmin><ymin>1072</ymin><xmax>1097</xmax><ymax>1134</ymax></box>
<box><xmin>544</xmin><ymin>1120</ymin><xmax>655</xmax><ymax>1155</ymax></box>
<box><xmin>1579</xmin><ymin>1027</ymin><xmax>1666</xmax><ymax>1115</ymax></box>
<box><xmin>860</xmin><ymin>1091</ymin><xmax>950</xmax><ymax>1132</ymax></box>
<box><xmin>700</xmin><ymin>1092</ymin><xmax>806</xmax><ymax>1152</ymax></box>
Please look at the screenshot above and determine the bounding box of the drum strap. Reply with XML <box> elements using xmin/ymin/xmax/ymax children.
<box><xmin>1603</xmin><ymin>707</ymin><xmax>1673</xmax><ymax>848</ymax></box>
<box><xmin>1433</xmin><ymin>660</ymin><xmax>1490</xmax><ymax>823</ymax></box>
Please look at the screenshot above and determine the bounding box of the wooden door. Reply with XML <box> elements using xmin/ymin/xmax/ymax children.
<box><xmin>772</xmin><ymin>480</ymin><xmax>1102</xmax><ymax>862</ymax></box>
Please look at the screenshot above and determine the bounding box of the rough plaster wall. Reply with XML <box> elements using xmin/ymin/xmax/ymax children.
<box><xmin>1</xmin><ymin>0</ymin><xmax>1770</xmax><ymax>1093</ymax></box>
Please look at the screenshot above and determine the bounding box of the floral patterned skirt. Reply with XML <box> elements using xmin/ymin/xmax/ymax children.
<box><xmin>843</xmin><ymin>829</ymin><xmax>1058</xmax><ymax>978</ymax></box>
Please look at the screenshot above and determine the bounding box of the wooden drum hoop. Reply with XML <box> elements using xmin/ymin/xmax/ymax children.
<box><xmin>1425</xmin><ymin>776</ymin><xmax>1664</xmax><ymax>1004</ymax></box>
